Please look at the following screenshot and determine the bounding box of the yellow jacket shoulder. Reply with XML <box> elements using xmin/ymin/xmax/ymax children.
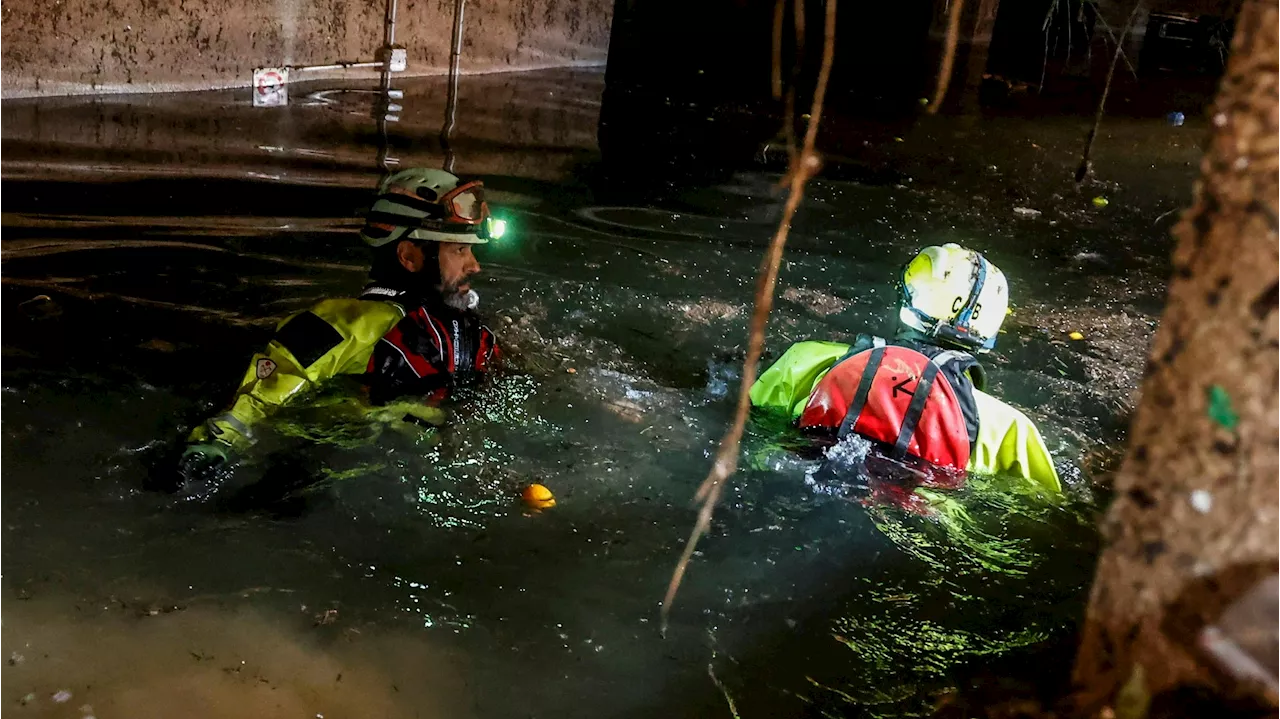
<box><xmin>188</xmin><ymin>298</ymin><xmax>405</xmax><ymax>447</ymax></box>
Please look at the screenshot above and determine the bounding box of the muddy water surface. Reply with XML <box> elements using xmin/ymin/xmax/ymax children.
<box><xmin>2</xmin><ymin>68</ymin><xmax>1200</xmax><ymax>717</ymax></box>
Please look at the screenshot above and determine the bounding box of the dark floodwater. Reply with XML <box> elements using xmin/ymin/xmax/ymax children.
<box><xmin>2</xmin><ymin>69</ymin><xmax>1200</xmax><ymax>717</ymax></box>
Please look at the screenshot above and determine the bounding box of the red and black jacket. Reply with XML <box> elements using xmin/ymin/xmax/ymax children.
<box><xmin>361</xmin><ymin>285</ymin><xmax>500</xmax><ymax>405</ymax></box>
<box><xmin>798</xmin><ymin>335</ymin><xmax>983</xmax><ymax>472</ymax></box>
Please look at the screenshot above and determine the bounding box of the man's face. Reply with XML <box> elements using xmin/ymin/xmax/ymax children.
<box><xmin>396</xmin><ymin>239</ymin><xmax>482</xmax><ymax>305</ymax></box>
<box><xmin>436</xmin><ymin>241</ymin><xmax>482</xmax><ymax>300</ymax></box>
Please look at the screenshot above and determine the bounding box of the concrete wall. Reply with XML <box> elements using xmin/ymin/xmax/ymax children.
<box><xmin>2</xmin><ymin>69</ymin><xmax>604</xmax><ymax>186</ymax></box>
<box><xmin>0</xmin><ymin>0</ymin><xmax>613</xmax><ymax>97</ymax></box>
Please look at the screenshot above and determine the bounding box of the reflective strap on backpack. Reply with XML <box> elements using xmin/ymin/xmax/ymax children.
<box><xmin>891</xmin><ymin>360</ymin><xmax>941</xmax><ymax>459</ymax></box>
<box><xmin>836</xmin><ymin>346</ymin><xmax>886</xmax><ymax>439</ymax></box>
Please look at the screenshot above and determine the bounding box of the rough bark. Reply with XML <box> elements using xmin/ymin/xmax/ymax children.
<box><xmin>1072</xmin><ymin>0</ymin><xmax>1278</xmax><ymax>713</ymax></box>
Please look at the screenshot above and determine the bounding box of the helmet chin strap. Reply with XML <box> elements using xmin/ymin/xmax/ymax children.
<box><xmin>953</xmin><ymin>252</ymin><xmax>988</xmax><ymax>331</ymax></box>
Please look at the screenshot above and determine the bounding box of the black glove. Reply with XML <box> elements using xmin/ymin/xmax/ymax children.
<box><xmin>176</xmin><ymin>441</ymin><xmax>236</xmax><ymax>502</ymax></box>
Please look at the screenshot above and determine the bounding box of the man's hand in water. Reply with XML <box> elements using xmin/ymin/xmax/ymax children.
<box><xmin>368</xmin><ymin>399</ymin><xmax>451</xmax><ymax>429</ymax></box>
<box><xmin>177</xmin><ymin>441</ymin><xmax>236</xmax><ymax>502</ymax></box>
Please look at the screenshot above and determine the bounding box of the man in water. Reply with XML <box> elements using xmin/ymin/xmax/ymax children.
<box><xmin>178</xmin><ymin>169</ymin><xmax>503</xmax><ymax>496</ymax></box>
<box><xmin>749</xmin><ymin>244</ymin><xmax>1060</xmax><ymax>499</ymax></box>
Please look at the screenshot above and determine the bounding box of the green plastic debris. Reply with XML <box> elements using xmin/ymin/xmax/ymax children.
<box><xmin>1092</xmin><ymin>196</ymin><xmax>1110</xmax><ymax>208</ymax></box>
<box><xmin>1207</xmin><ymin>385</ymin><xmax>1239</xmax><ymax>431</ymax></box>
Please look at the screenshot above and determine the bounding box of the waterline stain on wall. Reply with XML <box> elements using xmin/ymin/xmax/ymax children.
<box><xmin>1</xmin><ymin>0</ymin><xmax>613</xmax><ymax>97</ymax></box>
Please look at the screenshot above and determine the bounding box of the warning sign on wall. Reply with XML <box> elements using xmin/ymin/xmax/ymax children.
<box><xmin>253</xmin><ymin>67</ymin><xmax>289</xmax><ymax>107</ymax></box>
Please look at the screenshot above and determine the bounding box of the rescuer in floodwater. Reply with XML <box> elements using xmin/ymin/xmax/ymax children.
<box><xmin>178</xmin><ymin>169</ymin><xmax>506</xmax><ymax>499</ymax></box>
<box><xmin>749</xmin><ymin>243</ymin><xmax>1060</xmax><ymax>506</ymax></box>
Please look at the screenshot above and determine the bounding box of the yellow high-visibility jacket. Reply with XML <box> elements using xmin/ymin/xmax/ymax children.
<box><xmin>188</xmin><ymin>289</ymin><xmax>499</xmax><ymax>450</ymax></box>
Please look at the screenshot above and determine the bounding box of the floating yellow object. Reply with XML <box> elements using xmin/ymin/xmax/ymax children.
<box><xmin>1069</xmin><ymin>331</ymin><xmax>1085</xmax><ymax>340</ymax></box>
<box><xmin>522</xmin><ymin>483</ymin><xmax>556</xmax><ymax>509</ymax></box>
<box><xmin>1091</xmin><ymin>196</ymin><xmax>1109</xmax><ymax>208</ymax></box>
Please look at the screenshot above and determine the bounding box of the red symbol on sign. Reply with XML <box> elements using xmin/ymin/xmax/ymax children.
<box><xmin>256</xmin><ymin>71</ymin><xmax>284</xmax><ymax>95</ymax></box>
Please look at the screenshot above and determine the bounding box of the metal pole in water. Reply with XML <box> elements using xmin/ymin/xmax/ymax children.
<box><xmin>376</xmin><ymin>65</ymin><xmax>392</xmax><ymax>176</ymax></box>
<box><xmin>441</xmin><ymin>0</ymin><xmax>467</xmax><ymax>173</ymax></box>
<box><xmin>375</xmin><ymin>0</ymin><xmax>400</xmax><ymax>178</ymax></box>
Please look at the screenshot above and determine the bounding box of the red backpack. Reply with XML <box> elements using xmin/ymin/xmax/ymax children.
<box><xmin>798</xmin><ymin>339</ymin><xmax>981</xmax><ymax>471</ymax></box>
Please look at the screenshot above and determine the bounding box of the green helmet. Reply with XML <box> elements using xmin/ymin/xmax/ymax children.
<box><xmin>360</xmin><ymin>168</ymin><xmax>494</xmax><ymax>247</ymax></box>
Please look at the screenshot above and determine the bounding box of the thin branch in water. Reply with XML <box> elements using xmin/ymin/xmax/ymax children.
<box><xmin>709</xmin><ymin>663</ymin><xmax>743</xmax><ymax>719</ymax></box>
<box><xmin>771</xmin><ymin>0</ymin><xmax>785</xmax><ymax>99</ymax></box>
<box><xmin>928</xmin><ymin>0</ymin><xmax>966</xmax><ymax>113</ymax></box>
<box><xmin>792</xmin><ymin>0</ymin><xmax>806</xmax><ymax>74</ymax></box>
<box><xmin>784</xmin><ymin>87</ymin><xmax>799</xmax><ymax>165</ymax></box>
<box><xmin>786</xmin><ymin>0</ymin><xmax>808</xmax><ymax>162</ymax></box>
<box><xmin>1075</xmin><ymin>0</ymin><xmax>1143</xmax><ymax>183</ymax></box>
<box><xmin>1086</xmin><ymin>5</ymin><xmax>1093</xmax><ymax>66</ymax></box>
<box><xmin>1065</xmin><ymin>0</ymin><xmax>1072</xmax><ymax>73</ymax></box>
<box><xmin>1093</xmin><ymin>8</ymin><xmax>1140</xmax><ymax>79</ymax></box>
<box><xmin>706</xmin><ymin>628</ymin><xmax>742</xmax><ymax>719</ymax></box>
<box><xmin>1152</xmin><ymin>207</ymin><xmax>1181</xmax><ymax>226</ymax></box>
<box><xmin>1039</xmin><ymin>0</ymin><xmax>1057</xmax><ymax>93</ymax></box>
<box><xmin>659</xmin><ymin>0</ymin><xmax>838</xmax><ymax>637</ymax></box>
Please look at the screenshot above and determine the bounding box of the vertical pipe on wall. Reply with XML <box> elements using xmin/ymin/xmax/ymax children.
<box><xmin>385</xmin><ymin>0</ymin><xmax>398</xmax><ymax>46</ymax></box>
<box><xmin>441</xmin><ymin>0</ymin><xmax>468</xmax><ymax>173</ymax></box>
<box><xmin>376</xmin><ymin>65</ymin><xmax>393</xmax><ymax>176</ymax></box>
<box><xmin>376</xmin><ymin>0</ymin><xmax>399</xmax><ymax>178</ymax></box>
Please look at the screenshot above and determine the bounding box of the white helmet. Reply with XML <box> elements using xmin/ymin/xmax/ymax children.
<box><xmin>360</xmin><ymin>168</ymin><xmax>504</xmax><ymax>247</ymax></box>
<box><xmin>898</xmin><ymin>244</ymin><xmax>1009</xmax><ymax>352</ymax></box>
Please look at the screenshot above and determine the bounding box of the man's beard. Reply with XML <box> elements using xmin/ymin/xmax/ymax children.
<box><xmin>441</xmin><ymin>285</ymin><xmax>479</xmax><ymax>311</ymax></box>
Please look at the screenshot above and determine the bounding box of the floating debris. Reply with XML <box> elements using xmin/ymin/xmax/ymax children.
<box><xmin>19</xmin><ymin>294</ymin><xmax>61</xmax><ymax>319</ymax></box>
<box><xmin>522</xmin><ymin>483</ymin><xmax>556</xmax><ymax>510</ymax></box>
<box><xmin>1013</xmin><ymin>207</ymin><xmax>1042</xmax><ymax>218</ymax></box>
<box><xmin>138</xmin><ymin>338</ymin><xmax>178</xmax><ymax>353</ymax></box>
<box><xmin>675</xmin><ymin>299</ymin><xmax>745</xmax><ymax>324</ymax></box>
<box><xmin>782</xmin><ymin>287</ymin><xmax>850</xmax><ymax>317</ymax></box>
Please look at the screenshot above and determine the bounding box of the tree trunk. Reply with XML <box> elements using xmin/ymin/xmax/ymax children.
<box><xmin>1072</xmin><ymin>0</ymin><xmax>1278</xmax><ymax>713</ymax></box>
